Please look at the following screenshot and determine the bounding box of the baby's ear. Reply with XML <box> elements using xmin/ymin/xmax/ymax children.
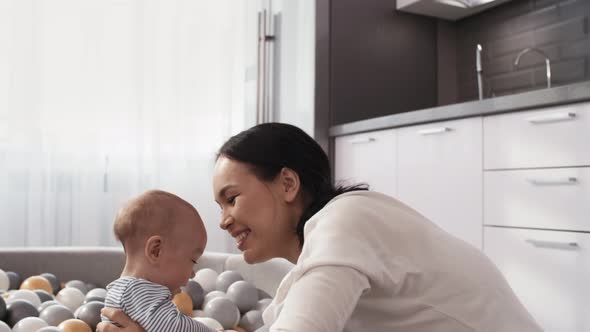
<box><xmin>145</xmin><ymin>235</ymin><xmax>162</xmax><ymax>263</ymax></box>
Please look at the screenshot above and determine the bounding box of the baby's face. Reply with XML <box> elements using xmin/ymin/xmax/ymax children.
<box><xmin>158</xmin><ymin>211</ymin><xmax>207</xmax><ymax>294</ymax></box>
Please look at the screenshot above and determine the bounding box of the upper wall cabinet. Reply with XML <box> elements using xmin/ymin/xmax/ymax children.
<box><xmin>396</xmin><ymin>0</ymin><xmax>512</xmax><ymax>21</ymax></box>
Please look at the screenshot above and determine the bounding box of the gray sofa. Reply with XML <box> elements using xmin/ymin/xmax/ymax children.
<box><xmin>0</xmin><ymin>247</ymin><xmax>294</xmax><ymax>296</ymax></box>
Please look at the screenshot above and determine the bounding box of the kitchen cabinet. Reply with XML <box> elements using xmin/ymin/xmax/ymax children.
<box><xmin>398</xmin><ymin>117</ymin><xmax>483</xmax><ymax>249</ymax></box>
<box><xmin>334</xmin><ymin>129</ymin><xmax>397</xmax><ymax>197</ymax></box>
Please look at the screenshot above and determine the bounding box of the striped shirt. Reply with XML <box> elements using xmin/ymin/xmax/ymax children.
<box><xmin>103</xmin><ymin>276</ymin><xmax>214</xmax><ymax>332</ymax></box>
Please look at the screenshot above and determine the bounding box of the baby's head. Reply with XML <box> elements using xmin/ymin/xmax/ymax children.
<box><xmin>114</xmin><ymin>190</ymin><xmax>207</xmax><ymax>294</ymax></box>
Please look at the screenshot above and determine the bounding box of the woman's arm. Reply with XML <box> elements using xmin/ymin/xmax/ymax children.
<box><xmin>97</xmin><ymin>308</ymin><xmax>145</xmax><ymax>332</ymax></box>
<box><xmin>269</xmin><ymin>265</ymin><xmax>370</xmax><ymax>332</ymax></box>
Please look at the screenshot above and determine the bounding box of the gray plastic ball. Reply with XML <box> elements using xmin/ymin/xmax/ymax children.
<box><xmin>202</xmin><ymin>290</ymin><xmax>227</xmax><ymax>309</ymax></box>
<box><xmin>6</xmin><ymin>299</ymin><xmax>39</xmax><ymax>327</ymax></box>
<box><xmin>34</xmin><ymin>290</ymin><xmax>53</xmax><ymax>303</ymax></box>
<box><xmin>6</xmin><ymin>272</ymin><xmax>21</xmax><ymax>290</ymax></box>
<box><xmin>257</xmin><ymin>288</ymin><xmax>272</xmax><ymax>300</ymax></box>
<box><xmin>227</xmin><ymin>281</ymin><xmax>258</xmax><ymax>313</ymax></box>
<box><xmin>182</xmin><ymin>280</ymin><xmax>205</xmax><ymax>310</ymax></box>
<box><xmin>239</xmin><ymin>310</ymin><xmax>264</xmax><ymax>332</ymax></box>
<box><xmin>83</xmin><ymin>296</ymin><xmax>105</xmax><ymax>304</ymax></box>
<box><xmin>203</xmin><ymin>297</ymin><xmax>240</xmax><ymax>330</ymax></box>
<box><xmin>39</xmin><ymin>304</ymin><xmax>74</xmax><ymax>326</ymax></box>
<box><xmin>39</xmin><ymin>273</ymin><xmax>60</xmax><ymax>295</ymax></box>
<box><xmin>75</xmin><ymin>301</ymin><xmax>104</xmax><ymax>330</ymax></box>
<box><xmin>37</xmin><ymin>327</ymin><xmax>62</xmax><ymax>332</ymax></box>
<box><xmin>37</xmin><ymin>300</ymin><xmax>60</xmax><ymax>312</ymax></box>
<box><xmin>0</xmin><ymin>296</ymin><xmax>6</xmax><ymax>321</ymax></box>
<box><xmin>215</xmin><ymin>271</ymin><xmax>243</xmax><ymax>292</ymax></box>
<box><xmin>255</xmin><ymin>326</ymin><xmax>270</xmax><ymax>332</ymax></box>
<box><xmin>254</xmin><ymin>298</ymin><xmax>272</xmax><ymax>312</ymax></box>
<box><xmin>65</xmin><ymin>280</ymin><xmax>88</xmax><ymax>295</ymax></box>
<box><xmin>85</xmin><ymin>283</ymin><xmax>97</xmax><ymax>292</ymax></box>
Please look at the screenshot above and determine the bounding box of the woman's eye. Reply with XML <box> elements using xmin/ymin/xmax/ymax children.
<box><xmin>191</xmin><ymin>259</ymin><xmax>197</xmax><ymax>264</ymax></box>
<box><xmin>227</xmin><ymin>196</ymin><xmax>236</xmax><ymax>205</ymax></box>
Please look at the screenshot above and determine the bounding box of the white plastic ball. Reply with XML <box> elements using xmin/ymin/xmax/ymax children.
<box><xmin>193</xmin><ymin>269</ymin><xmax>218</xmax><ymax>294</ymax></box>
<box><xmin>8</xmin><ymin>290</ymin><xmax>42</xmax><ymax>308</ymax></box>
<box><xmin>56</xmin><ymin>287</ymin><xmax>85</xmax><ymax>311</ymax></box>
<box><xmin>0</xmin><ymin>270</ymin><xmax>9</xmax><ymax>291</ymax></box>
<box><xmin>0</xmin><ymin>321</ymin><xmax>11</xmax><ymax>332</ymax></box>
<box><xmin>13</xmin><ymin>317</ymin><xmax>48</xmax><ymax>332</ymax></box>
<box><xmin>193</xmin><ymin>317</ymin><xmax>223</xmax><ymax>330</ymax></box>
<box><xmin>85</xmin><ymin>288</ymin><xmax>107</xmax><ymax>299</ymax></box>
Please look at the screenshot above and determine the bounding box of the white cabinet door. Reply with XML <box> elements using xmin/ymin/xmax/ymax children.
<box><xmin>484</xmin><ymin>102</ymin><xmax>590</xmax><ymax>170</ymax></box>
<box><xmin>484</xmin><ymin>167</ymin><xmax>590</xmax><ymax>232</ymax></box>
<box><xmin>484</xmin><ymin>226</ymin><xmax>590</xmax><ymax>332</ymax></box>
<box><xmin>334</xmin><ymin>129</ymin><xmax>397</xmax><ymax>197</ymax></box>
<box><xmin>398</xmin><ymin>117</ymin><xmax>483</xmax><ymax>249</ymax></box>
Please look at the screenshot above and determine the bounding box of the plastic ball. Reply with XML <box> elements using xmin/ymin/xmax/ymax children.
<box><xmin>0</xmin><ymin>321</ymin><xmax>11</xmax><ymax>332</ymax></box>
<box><xmin>12</xmin><ymin>316</ymin><xmax>48</xmax><ymax>332</ymax></box>
<box><xmin>85</xmin><ymin>288</ymin><xmax>106</xmax><ymax>299</ymax></box>
<box><xmin>202</xmin><ymin>291</ymin><xmax>227</xmax><ymax>309</ymax></box>
<box><xmin>39</xmin><ymin>304</ymin><xmax>75</xmax><ymax>326</ymax></box>
<box><xmin>34</xmin><ymin>290</ymin><xmax>53</xmax><ymax>303</ymax></box>
<box><xmin>232</xmin><ymin>327</ymin><xmax>248</xmax><ymax>332</ymax></box>
<box><xmin>56</xmin><ymin>287</ymin><xmax>85</xmax><ymax>311</ymax></box>
<box><xmin>226</xmin><ymin>281</ymin><xmax>258</xmax><ymax>313</ymax></box>
<box><xmin>85</xmin><ymin>283</ymin><xmax>97</xmax><ymax>292</ymax></box>
<box><xmin>215</xmin><ymin>271</ymin><xmax>243</xmax><ymax>292</ymax></box>
<box><xmin>8</xmin><ymin>290</ymin><xmax>42</xmax><ymax>308</ymax></box>
<box><xmin>75</xmin><ymin>301</ymin><xmax>104</xmax><ymax>331</ymax></box>
<box><xmin>192</xmin><ymin>309</ymin><xmax>206</xmax><ymax>317</ymax></box>
<box><xmin>40</xmin><ymin>274</ymin><xmax>60</xmax><ymax>295</ymax></box>
<box><xmin>5</xmin><ymin>299</ymin><xmax>39</xmax><ymax>327</ymax></box>
<box><xmin>0</xmin><ymin>296</ymin><xmax>6</xmax><ymax>321</ymax></box>
<box><xmin>239</xmin><ymin>310</ymin><xmax>264</xmax><ymax>332</ymax></box>
<box><xmin>172</xmin><ymin>292</ymin><xmax>193</xmax><ymax>316</ymax></box>
<box><xmin>37</xmin><ymin>300</ymin><xmax>61</xmax><ymax>312</ymax></box>
<box><xmin>193</xmin><ymin>269</ymin><xmax>218</xmax><ymax>294</ymax></box>
<box><xmin>37</xmin><ymin>327</ymin><xmax>63</xmax><ymax>332</ymax></box>
<box><xmin>182</xmin><ymin>280</ymin><xmax>204</xmax><ymax>309</ymax></box>
<box><xmin>6</xmin><ymin>272</ymin><xmax>22</xmax><ymax>290</ymax></box>
<box><xmin>193</xmin><ymin>317</ymin><xmax>223</xmax><ymax>330</ymax></box>
<box><xmin>83</xmin><ymin>296</ymin><xmax>105</xmax><ymax>304</ymax></box>
<box><xmin>257</xmin><ymin>288</ymin><xmax>272</xmax><ymax>300</ymax></box>
<box><xmin>254</xmin><ymin>298</ymin><xmax>272</xmax><ymax>312</ymax></box>
<box><xmin>20</xmin><ymin>276</ymin><xmax>52</xmax><ymax>294</ymax></box>
<box><xmin>254</xmin><ymin>326</ymin><xmax>270</xmax><ymax>332</ymax></box>
<box><xmin>58</xmin><ymin>319</ymin><xmax>92</xmax><ymax>332</ymax></box>
<box><xmin>0</xmin><ymin>270</ymin><xmax>9</xmax><ymax>292</ymax></box>
<box><xmin>64</xmin><ymin>281</ymin><xmax>88</xmax><ymax>295</ymax></box>
<box><xmin>203</xmin><ymin>297</ymin><xmax>240</xmax><ymax>329</ymax></box>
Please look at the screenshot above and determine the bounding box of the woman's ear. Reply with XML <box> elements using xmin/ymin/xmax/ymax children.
<box><xmin>279</xmin><ymin>167</ymin><xmax>301</xmax><ymax>203</ymax></box>
<box><xmin>145</xmin><ymin>235</ymin><xmax>162</xmax><ymax>263</ymax></box>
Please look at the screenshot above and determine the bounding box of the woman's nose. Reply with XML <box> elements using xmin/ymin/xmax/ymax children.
<box><xmin>220</xmin><ymin>214</ymin><xmax>233</xmax><ymax>230</ymax></box>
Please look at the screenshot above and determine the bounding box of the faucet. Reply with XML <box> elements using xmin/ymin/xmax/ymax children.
<box><xmin>514</xmin><ymin>48</ymin><xmax>552</xmax><ymax>89</ymax></box>
<box><xmin>476</xmin><ymin>44</ymin><xmax>483</xmax><ymax>100</ymax></box>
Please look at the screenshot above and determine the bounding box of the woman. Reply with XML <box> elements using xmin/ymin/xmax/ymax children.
<box><xmin>99</xmin><ymin>123</ymin><xmax>541</xmax><ymax>332</ymax></box>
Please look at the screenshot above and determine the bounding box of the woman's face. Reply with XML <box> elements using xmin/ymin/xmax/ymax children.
<box><xmin>212</xmin><ymin>156</ymin><xmax>301</xmax><ymax>264</ymax></box>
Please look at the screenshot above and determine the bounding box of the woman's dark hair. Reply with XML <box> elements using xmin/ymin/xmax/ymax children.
<box><xmin>217</xmin><ymin>122</ymin><xmax>367</xmax><ymax>246</ymax></box>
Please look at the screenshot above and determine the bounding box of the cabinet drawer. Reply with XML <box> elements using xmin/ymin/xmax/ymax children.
<box><xmin>334</xmin><ymin>129</ymin><xmax>397</xmax><ymax>197</ymax></box>
<box><xmin>484</xmin><ymin>227</ymin><xmax>590</xmax><ymax>331</ymax></box>
<box><xmin>484</xmin><ymin>103</ymin><xmax>590</xmax><ymax>169</ymax></box>
<box><xmin>484</xmin><ymin>167</ymin><xmax>590</xmax><ymax>231</ymax></box>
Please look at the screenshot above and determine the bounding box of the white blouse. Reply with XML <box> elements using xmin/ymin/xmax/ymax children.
<box><xmin>263</xmin><ymin>191</ymin><xmax>542</xmax><ymax>332</ymax></box>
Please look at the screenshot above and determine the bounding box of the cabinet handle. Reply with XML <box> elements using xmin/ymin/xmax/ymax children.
<box><xmin>418</xmin><ymin>127</ymin><xmax>451</xmax><ymax>135</ymax></box>
<box><xmin>527</xmin><ymin>177</ymin><xmax>578</xmax><ymax>185</ymax></box>
<box><xmin>350</xmin><ymin>137</ymin><xmax>376</xmax><ymax>144</ymax></box>
<box><xmin>527</xmin><ymin>112</ymin><xmax>576</xmax><ymax>124</ymax></box>
<box><xmin>526</xmin><ymin>239</ymin><xmax>580</xmax><ymax>250</ymax></box>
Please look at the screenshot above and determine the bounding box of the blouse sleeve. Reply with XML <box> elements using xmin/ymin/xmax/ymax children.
<box><xmin>269</xmin><ymin>265</ymin><xmax>370</xmax><ymax>332</ymax></box>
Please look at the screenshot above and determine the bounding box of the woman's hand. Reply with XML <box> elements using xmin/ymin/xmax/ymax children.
<box><xmin>96</xmin><ymin>308</ymin><xmax>146</xmax><ymax>332</ymax></box>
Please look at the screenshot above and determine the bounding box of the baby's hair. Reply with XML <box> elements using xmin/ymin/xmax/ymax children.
<box><xmin>114</xmin><ymin>190</ymin><xmax>198</xmax><ymax>251</ymax></box>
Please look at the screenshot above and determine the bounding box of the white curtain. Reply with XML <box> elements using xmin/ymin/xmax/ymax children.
<box><xmin>0</xmin><ymin>0</ymin><xmax>247</xmax><ymax>252</ymax></box>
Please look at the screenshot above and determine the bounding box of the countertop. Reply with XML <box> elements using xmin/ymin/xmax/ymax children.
<box><xmin>329</xmin><ymin>81</ymin><xmax>590</xmax><ymax>137</ymax></box>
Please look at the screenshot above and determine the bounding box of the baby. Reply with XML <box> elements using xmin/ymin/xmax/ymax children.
<box><xmin>103</xmin><ymin>189</ymin><xmax>214</xmax><ymax>332</ymax></box>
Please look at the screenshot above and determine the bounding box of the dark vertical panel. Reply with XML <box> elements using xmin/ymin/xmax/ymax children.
<box><xmin>330</xmin><ymin>0</ymin><xmax>438</xmax><ymax>125</ymax></box>
<box><xmin>437</xmin><ymin>20</ymin><xmax>458</xmax><ymax>106</ymax></box>
<box><xmin>315</xmin><ymin>0</ymin><xmax>331</xmax><ymax>154</ymax></box>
